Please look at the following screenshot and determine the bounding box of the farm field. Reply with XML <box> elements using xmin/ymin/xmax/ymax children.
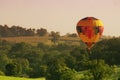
<box><xmin>0</xmin><ymin>36</ymin><xmax>80</xmax><ymax>45</ymax></box>
<box><xmin>0</xmin><ymin>36</ymin><xmax>51</xmax><ymax>45</ymax></box>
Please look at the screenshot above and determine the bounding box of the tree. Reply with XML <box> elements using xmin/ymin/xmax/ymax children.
<box><xmin>0</xmin><ymin>54</ymin><xmax>10</xmax><ymax>72</ymax></box>
<box><xmin>12</xmin><ymin>58</ymin><xmax>30</xmax><ymax>77</ymax></box>
<box><xmin>65</xmin><ymin>33</ymin><xmax>78</xmax><ymax>37</ymax></box>
<box><xmin>0</xmin><ymin>25</ymin><xmax>36</xmax><ymax>37</ymax></box>
<box><xmin>60</xmin><ymin>69</ymin><xmax>79</xmax><ymax>80</ymax></box>
<box><xmin>46</xmin><ymin>58</ymin><xmax>67</xmax><ymax>80</ymax></box>
<box><xmin>50</xmin><ymin>31</ymin><xmax>60</xmax><ymax>45</ymax></box>
<box><xmin>0</xmin><ymin>41</ymin><xmax>11</xmax><ymax>72</ymax></box>
<box><xmin>86</xmin><ymin>59</ymin><xmax>114</xmax><ymax>80</ymax></box>
<box><xmin>25</xmin><ymin>28</ymin><xmax>35</xmax><ymax>36</ymax></box>
<box><xmin>70</xmin><ymin>47</ymin><xmax>89</xmax><ymax>71</ymax></box>
<box><xmin>5</xmin><ymin>63</ymin><xmax>22</xmax><ymax>76</ymax></box>
<box><xmin>57</xmin><ymin>50</ymin><xmax>77</xmax><ymax>69</ymax></box>
<box><xmin>8</xmin><ymin>42</ymin><xmax>32</xmax><ymax>58</ymax></box>
<box><xmin>1</xmin><ymin>25</ymin><xmax>13</xmax><ymax>37</ymax></box>
<box><xmin>46</xmin><ymin>57</ymin><xmax>80</xmax><ymax>80</ymax></box>
<box><xmin>29</xmin><ymin>65</ymin><xmax>47</xmax><ymax>78</ymax></box>
<box><xmin>39</xmin><ymin>65</ymin><xmax>47</xmax><ymax>77</ymax></box>
<box><xmin>36</xmin><ymin>28</ymin><xmax>48</xmax><ymax>36</ymax></box>
<box><xmin>91</xmin><ymin>37</ymin><xmax>120</xmax><ymax>65</ymax></box>
<box><xmin>37</xmin><ymin>42</ymin><xmax>49</xmax><ymax>51</ymax></box>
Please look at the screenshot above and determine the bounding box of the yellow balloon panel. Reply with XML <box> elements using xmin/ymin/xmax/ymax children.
<box><xmin>77</xmin><ymin>20</ymin><xmax>104</xmax><ymax>27</ymax></box>
<box><xmin>78</xmin><ymin>33</ymin><xmax>100</xmax><ymax>42</ymax></box>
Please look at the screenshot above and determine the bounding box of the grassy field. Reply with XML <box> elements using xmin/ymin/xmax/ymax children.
<box><xmin>0</xmin><ymin>76</ymin><xmax>45</xmax><ymax>80</ymax></box>
<box><xmin>0</xmin><ymin>36</ymin><xmax>80</xmax><ymax>46</ymax></box>
<box><xmin>0</xmin><ymin>36</ymin><xmax>51</xmax><ymax>46</ymax></box>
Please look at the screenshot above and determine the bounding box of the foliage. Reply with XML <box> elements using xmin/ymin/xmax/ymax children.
<box><xmin>91</xmin><ymin>37</ymin><xmax>120</xmax><ymax>65</ymax></box>
<box><xmin>0</xmin><ymin>71</ymin><xmax>5</xmax><ymax>76</ymax></box>
<box><xmin>5</xmin><ymin>63</ymin><xmax>22</xmax><ymax>76</ymax></box>
<box><xmin>50</xmin><ymin>31</ymin><xmax>60</xmax><ymax>45</ymax></box>
<box><xmin>0</xmin><ymin>25</ymin><xmax>49</xmax><ymax>37</ymax></box>
<box><xmin>60</xmin><ymin>69</ymin><xmax>79</xmax><ymax>80</ymax></box>
<box><xmin>0</xmin><ymin>53</ymin><xmax>10</xmax><ymax>72</ymax></box>
<box><xmin>46</xmin><ymin>58</ymin><xmax>67</xmax><ymax>80</ymax></box>
<box><xmin>0</xmin><ymin>36</ymin><xmax>120</xmax><ymax>79</ymax></box>
<box><xmin>70</xmin><ymin>47</ymin><xmax>89</xmax><ymax>71</ymax></box>
<box><xmin>86</xmin><ymin>59</ymin><xmax>114</xmax><ymax>80</ymax></box>
<box><xmin>65</xmin><ymin>33</ymin><xmax>78</xmax><ymax>37</ymax></box>
<box><xmin>0</xmin><ymin>25</ymin><xmax>35</xmax><ymax>37</ymax></box>
<box><xmin>39</xmin><ymin>65</ymin><xmax>47</xmax><ymax>77</ymax></box>
<box><xmin>36</xmin><ymin>28</ymin><xmax>48</xmax><ymax>36</ymax></box>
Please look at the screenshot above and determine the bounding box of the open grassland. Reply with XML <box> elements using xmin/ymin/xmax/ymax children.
<box><xmin>0</xmin><ymin>36</ymin><xmax>51</xmax><ymax>45</ymax></box>
<box><xmin>0</xmin><ymin>36</ymin><xmax>80</xmax><ymax>46</ymax></box>
<box><xmin>0</xmin><ymin>76</ymin><xmax>45</xmax><ymax>80</ymax></box>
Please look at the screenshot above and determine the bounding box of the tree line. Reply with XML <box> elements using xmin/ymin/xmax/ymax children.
<box><xmin>0</xmin><ymin>25</ymin><xmax>77</xmax><ymax>37</ymax></box>
<box><xmin>0</xmin><ymin>37</ymin><xmax>120</xmax><ymax>79</ymax></box>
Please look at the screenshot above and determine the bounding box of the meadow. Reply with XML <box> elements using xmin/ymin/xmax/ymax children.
<box><xmin>0</xmin><ymin>36</ymin><xmax>80</xmax><ymax>45</ymax></box>
<box><xmin>1</xmin><ymin>36</ymin><xmax>51</xmax><ymax>45</ymax></box>
<box><xmin>0</xmin><ymin>76</ymin><xmax>45</xmax><ymax>80</ymax></box>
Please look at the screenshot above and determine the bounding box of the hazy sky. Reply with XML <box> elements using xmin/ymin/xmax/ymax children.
<box><xmin>0</xmin><ymin>0</ymin><xmax>120</xmax><ymax>36</ymax></box>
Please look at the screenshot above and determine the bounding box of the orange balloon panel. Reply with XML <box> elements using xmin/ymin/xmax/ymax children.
<box><xmin>76</xmin><ymin>17</ymin><xmax>104</xmax><ymax>49</ymax></box>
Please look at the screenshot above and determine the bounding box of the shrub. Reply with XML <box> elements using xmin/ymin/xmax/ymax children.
<box><xmin>0</xmin><ymin>71</ymin><xmax>5</xmax><ymax>76</ymax></box>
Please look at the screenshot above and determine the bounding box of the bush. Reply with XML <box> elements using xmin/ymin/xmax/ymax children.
<box><xmin>60</xmin><ymin>69</ymin><xmax>79</xmax><ymax>80</ymax></box>
<box><xmin>86</xmin><ymin>59</ymin><xmax>114</xmax><ymax>80</ymax></box>
<box><xmin>5</xmin><ymin>63</ymin><xmax>22</xmax><ymax>76</ymax></box>
<box><xmin>0</xmin><ymin>71</ymin><xmax>5</xmax><ymax>75</ymax></box>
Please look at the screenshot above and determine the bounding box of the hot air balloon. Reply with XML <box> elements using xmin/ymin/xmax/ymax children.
<box><xmin>76</xmin><ymin>17</ymin><xmax>104</xmax><ymax>51</ymax></box>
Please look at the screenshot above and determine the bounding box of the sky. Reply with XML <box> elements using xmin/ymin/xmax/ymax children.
<box><xmin>0</xmin><ymin>0</ymin><xmax>120</xmax><ymax>36</ymax></box>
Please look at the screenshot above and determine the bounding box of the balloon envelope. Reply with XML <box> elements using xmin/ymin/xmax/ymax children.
<box><xmin>76</xmin><ymin>17</ymin><xmax>104</xmax><ymax>50</ymax></box>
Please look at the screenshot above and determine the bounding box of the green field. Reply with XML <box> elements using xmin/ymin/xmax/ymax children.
<box><xmin>0</xmin><ymin>76</ymin><xmax>45</xmax><ymax>80</ymax></box>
